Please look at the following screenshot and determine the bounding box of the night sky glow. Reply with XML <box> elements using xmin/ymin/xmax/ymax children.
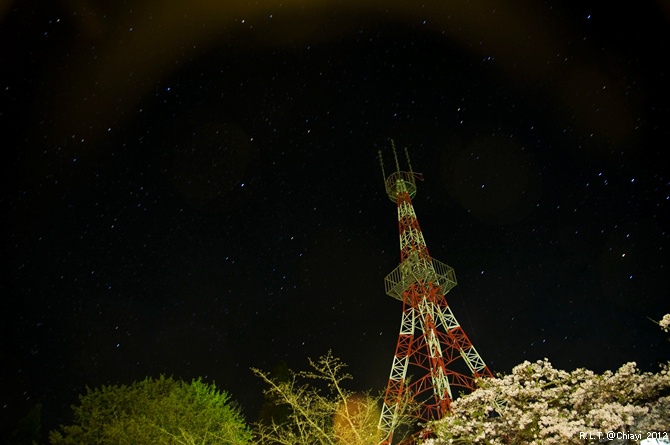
<box><xmin>2</xmin><ymin>1</ymin><xmax>669</xmax><ymax>441</ymax></box>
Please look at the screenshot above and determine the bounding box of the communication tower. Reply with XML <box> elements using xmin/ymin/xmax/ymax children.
<box><xmin>377</xmin><ymin>140</ymin><xmax>493</xmax><ymax>444</ymax></box>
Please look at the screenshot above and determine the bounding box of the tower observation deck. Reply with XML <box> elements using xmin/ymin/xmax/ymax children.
<box><xmin>377</xmin><ymin>140</ymin><xmax>493</xmax><ymax>445</ymax></box>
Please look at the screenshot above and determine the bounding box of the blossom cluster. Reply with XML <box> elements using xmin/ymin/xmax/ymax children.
<box><xmin>659</xmin><ymin>314</ymin><xmax>670</xmax><ymax>333</ymax></box>
<box><xmin>422</xmin><ymin>315</ymin><xmax>670</xmax><ymax>444</ymax></box>
<box><xmin>422</xmin><ymin>360</ymin><xmax>669</xmax><ymax>444</ymax></box>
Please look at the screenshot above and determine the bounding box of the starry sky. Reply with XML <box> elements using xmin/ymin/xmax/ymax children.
<box><xmin>2</xmin><ymin>0</ymin><xmax>670</xmax><ymax>441</ymax></box>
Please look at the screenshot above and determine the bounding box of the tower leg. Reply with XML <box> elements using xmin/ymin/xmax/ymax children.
<box><xmin>378</xmin><ymin>307</ymin><xmax>415</xmax><ymax>444</ymax></box>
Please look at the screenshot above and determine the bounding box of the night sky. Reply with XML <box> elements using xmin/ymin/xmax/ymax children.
<box><xmin>2</xmin><ymin>0</ymin><xmax>670</xmax><ymax>441</ymax></box>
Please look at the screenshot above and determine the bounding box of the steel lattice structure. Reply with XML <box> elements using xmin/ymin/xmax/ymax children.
<box><xmin>377</xmin><ymin>141</ymin><xmax>493</xmax><ymax>445</ymax></box>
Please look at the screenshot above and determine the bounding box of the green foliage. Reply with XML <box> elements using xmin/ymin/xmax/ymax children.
<box><xmin>49</xmin><ymin>375</ymin><xmax>252</xmax><ymax>445</ymax></box>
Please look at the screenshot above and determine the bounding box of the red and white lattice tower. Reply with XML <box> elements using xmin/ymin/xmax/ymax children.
<box><xmin>377</xmin><ymin>141</ymin><xmax>493</xmax><ymax>445</ymax></box>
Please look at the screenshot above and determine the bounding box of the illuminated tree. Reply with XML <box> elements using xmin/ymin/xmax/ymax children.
<box><xmin>49</xmin><ymin>375</ymin><xmax>252</xmax><ymax>445</ymax></box>
<box><xmin>422</xmin><ymin>315</ymin><xmax>670</xmax><ymax>445</ymax></box>
<box><xmin>252</xmin><ymin>351</ymin><xmax>414</xmax><ymax>445</ymax></box>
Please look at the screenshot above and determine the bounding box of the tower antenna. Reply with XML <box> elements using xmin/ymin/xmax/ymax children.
<box><xmin>378</xmin><ymin>150</ymin><xmax>387</xmax><ymax>187</ymax></box>
<box><xmin>405</xmin><ymin>146</ymin><xmax>413</xmax><ymax>176</ymax></box>
<box><xmin>391</xmin><ymin>139</ymin><xmax>401</xmax><ymax>173</ymax></box>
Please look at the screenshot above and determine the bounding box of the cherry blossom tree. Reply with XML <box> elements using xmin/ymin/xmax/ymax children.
<box><xmin>421</xmin><ymin>315</ymin><xmax>670</xmax><ymax>445</ymax></box>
